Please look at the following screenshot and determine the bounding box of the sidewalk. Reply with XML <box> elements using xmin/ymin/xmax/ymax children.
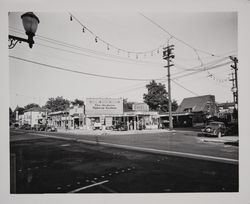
<box><xmin>200</xmin><ymin>136</ymin><xmax>239</xmax><ymax>144</ymax></box>
<box><xmin>57</xmin><ymin>128</ymin><xmax>175</xmax><ymax>136</ymax></box>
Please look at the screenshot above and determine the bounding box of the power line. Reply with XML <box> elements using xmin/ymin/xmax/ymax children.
<box><xmin>139</xmin><ymin>12</ymin><xmax>220</xmax><ymax>57</ymax></box>
<box><xmin>9</xmin><ymin>55</ymin><xmax>163</xmax><ymax>82</ymax></box>
<box><xmin>98</xmin><ymin>77</ymin><xmax>167</xmax><ymax>97</ymax></box>
<box><xmin>173</xmin><ymin>57</ymin><xmax>231</xmax><ymax>72</ymax></box>
<box><xmin>98</xmin><ymin>61</ymin><xmax>230</xmax><ymax>97</ymax></box>
<box><xmin>171</xmin><ymin>79</ymin><xmax>199</xmax><ymax>96</ymax></box>
<box><xmin>173</xmin><ymin>61</ymin><xmax>232</xmax><ymax>80</ymax></box>
<box><xmin>9</xmin><ymin>28</ymin><xmax>164</xmax><ymax>67</ymax></box>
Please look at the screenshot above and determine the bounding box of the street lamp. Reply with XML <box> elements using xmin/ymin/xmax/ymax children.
<box><xmin>9</xmin><ymin>12</ymin><xmax>40</xmax><ymax>49</ymax></box>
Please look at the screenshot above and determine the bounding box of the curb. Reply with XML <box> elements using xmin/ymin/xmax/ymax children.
<box><xmin>28</xmin><ymin>132</ymin><xmax>238</xmax><ymax>165</ymax></box>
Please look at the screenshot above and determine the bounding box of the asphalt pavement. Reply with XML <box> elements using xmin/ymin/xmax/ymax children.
<box><xmin>10</xmin><ymin>129</ymin><xmax>239</xmax><ymax>163</ymax></box>
<box><xmin>9</xmin><ymin>131</ymin><xmax>239</xmax><ymax>193</ymax></box>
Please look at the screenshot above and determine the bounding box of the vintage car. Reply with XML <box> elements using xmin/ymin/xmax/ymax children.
<box><xmin>46</xmin><ymin>125</ymin><xmax>57</xmax><ymax>132</ymax></box>
<box><xmin>200</xmin><ymin>121</ymin><xmax>227</xmax><ymax>137</ymax></box>
<box><xmin>20</xmin><ymin>124</ymin><xmax>31</xmax><ymax>130</ymax></box>
<box><xmin>112</xmin><ymin>121</ymin><xmax>128</xmax><ymax>131</ymax></box>
<box><xmin>93</xmin><ymin>122</ymin><xmax>102</xmax><ymax>130</ymax></box>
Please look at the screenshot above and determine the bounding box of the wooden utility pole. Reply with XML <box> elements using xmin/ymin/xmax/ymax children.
<box><xmin>230</xmin><ymin>56</ymin><xmax>238</xmax><ymax>110</ymax></box>
<box><xmin>163</xmin><ymin>45</ymin><xmax>175</xmax><ymax>130</ymax></box>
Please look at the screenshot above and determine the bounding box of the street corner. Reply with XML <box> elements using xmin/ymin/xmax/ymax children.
<box><xmin>199</xmin><ymin>136</ymin><xmax>239</xmax><ymax>145</ymax></box>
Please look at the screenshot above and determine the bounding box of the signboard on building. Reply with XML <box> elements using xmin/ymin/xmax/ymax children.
<box><xmin>132</xmin><ymin>103</ymin><xmax>149</xmax><ymax>112</ymax></box>
<box><xmin>85</xmin><ymin>98</ymin><xmax>123</xmax><ymax>115</ymax></box>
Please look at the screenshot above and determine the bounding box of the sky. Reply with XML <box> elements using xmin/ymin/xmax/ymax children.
<box><xmin>9</xmin><ymin>12</ymin><xmax>237</xmax><ymax>110</ymax></box>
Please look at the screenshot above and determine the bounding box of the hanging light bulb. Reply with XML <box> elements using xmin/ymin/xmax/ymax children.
<box><xmin>82</xmin><ymin>27</ymin><xmax>85</xmax><ymax>32</ymax></box>
<box><xmin>95</xmin><ymin>36</ymin><xmax>98</xmax><ymax>43</ymax></box>
<box><xmin>70</xmin><ymin>15</ymin><xmax>73</xmax><ymax>21</ymax></box>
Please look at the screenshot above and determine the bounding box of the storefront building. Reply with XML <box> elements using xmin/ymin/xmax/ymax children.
<box><xmin>85</xmin><ymin>98</ymin><xmax>159</xmax><ymax>130</ymax></box>
<box><xmin>48</xmin><ymin>105</ymin><xmax>85</xmax><ymax>129</ymax></box>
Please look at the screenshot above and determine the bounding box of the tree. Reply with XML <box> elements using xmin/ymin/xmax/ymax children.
<box><xmin>44</xmin><ymin>96</ymin><xmax>70</xmax><ymax>112</ymax></box>
<box><xmin>14</xmin><ymin>106</ymin><xmax>25</xmax><ymax>115</ymax></box>
<box><xmin>24</xmin><ymin>103</ymin><xmax>40</xmax><ymax>110</ymax></box>
<box><xmin>143</xmin><ymin>80</ymin><xmax>178</xmax><ymax>112</ymax></box>
<box><xmin>9</xmin><ymin>108</ymin><xmax>15</xmax><ymax>125</ymax></box>
<box><xmin>71</xmin><ymin>99</ymin><xmax>84</xmax><ymax>106</ymax></box>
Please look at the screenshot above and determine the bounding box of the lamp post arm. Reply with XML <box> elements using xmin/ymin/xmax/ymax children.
<box><xmin>9</xmin><ymin>35</ymin><xmax>29</xmax><ymax>49</ymax></box>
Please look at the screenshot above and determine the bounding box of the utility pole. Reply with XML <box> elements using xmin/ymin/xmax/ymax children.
<box><xmin>229</xmin><ymin>56</ymin><xmax>238</xmax><ymax>110</ymax></box>
<box><xmin>229</xmin><ymin>72</ymin><xmax>236</xmax><ymax>107</ymax></box>
<box><xmin>163</xmin><ymin>44</ymin><xmax>175</xmax><ymax>130</ymax></box>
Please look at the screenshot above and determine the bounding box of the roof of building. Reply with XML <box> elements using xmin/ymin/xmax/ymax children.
<box><xmin>24</xmin><ymin>107</ymin><xmax>46</xmax><ymax>113</ymax></box>
<box><xmin>48</xmin><ymin>110</ymin><xmax>69</xmax><ymax>116</ymax></box>
<box><xmin>176</xmin><ymin>95</ymin><xmax>215</xmax><ymax>113</ymax></box>
<box><xmin>217</xmin><ymin>102</ymin><xmax>234</xmax><ymax>108</ymax></box>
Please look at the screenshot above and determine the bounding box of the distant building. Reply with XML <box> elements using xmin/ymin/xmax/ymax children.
<box><xmin>19</xmin><ymin>107</ymin><xmax>47</xmax><ymax>127</ymax></box>
<box><xmin>217</xmin><ymin>102</ymin><xmax>235</xmax><ymax>122</ymax></box>
<box><xmin>48</xmin><ymin>104</ymin><xmax>85</xmax><ymax>129</ymax></box>
<box><xmin>159</xmin><ymin>95</ymin><xmax>218</xmax><ymax>128</ymax></box>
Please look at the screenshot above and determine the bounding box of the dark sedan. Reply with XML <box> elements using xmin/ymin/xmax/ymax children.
<box><xmin>200</xmin><ymin>121</ymin><xmax>227</xmax><ymax>137</ymax></box>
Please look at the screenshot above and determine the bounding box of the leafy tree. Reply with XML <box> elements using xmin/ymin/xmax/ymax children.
<box><xmin>44</xmin><ymin>96</ymin><xmax>70</xmax><ymax>112</ymax></box>
<box><xmin>24</xmin><ymin>103</ymin><xmax>40</xmax><ymax>110</ymax></box>
<box><xmin>14</xmin><ymin>106</ymin><xmax>25</xmax><ymax>115</ymax></box>
<box><xmin>9</xmin><ymin>108</ymin><xmax>15</xmax><ymax>125</ymax></box>
<box><xmin>71</xmin><ymin>99</ymin><xmax>84</xmax><ymax>106</ymax></box>
<box><xmin>143</xmin><ymin>80</ymin><xmax>178</xmax><ymax>112</ymax></box>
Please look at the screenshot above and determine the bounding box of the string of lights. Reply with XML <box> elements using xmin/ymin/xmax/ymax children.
<box><xmin>138</xmin><ymin>12</ymin><xmax>220</xmax><ymax>57</ymax></box>
<box><xmin>10</xmin><ymin>27</ymin><xmax>234</xmax><ymax>86</ymax></box>
<box><xmin>69</xmin><ymin>12</ymin><xmax>169</xmax><ymax>59</ymax></box>
<box><xmin>206</xmin><ymin>71</ymin><xmax>230</xmax><ymax>83</ymax></box>
<box><xmin>9</xmin><ymin>27</ymin><xmax>165</xmax><ymax>67</ymax></box>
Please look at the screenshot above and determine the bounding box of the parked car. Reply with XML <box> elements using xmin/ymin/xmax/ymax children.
<box><xmin>32</xmin><ymin>124</ymin><xmax>41</xmax><ymax>131</ymax></box>
<box><xmin>93</xmin><ymin>122</ymin><xmax>102</xmax><ymax>130</ymax></box>
<box><xmin>47</xmin><ymin>125</ymin><xmax>57</xmax><ymax>132</ymax></box>
<box><xmin>200</xmin><ymin>121</ymin><xmax>227</xmax><ymax>137</ymax></box>
<box><xmin>20</xmin><ymin>124</ymin><xmax>31</xmax><ymax>130</ymax></box>
<box><xmin>38</xmin><ymin>124</ymin><xmax>47</xmax><ymax>131</ymax></box>
<box><xmin>113</xmin><ymin>121</ymin><xmax>128</xmax><ymax>131</ymax></box>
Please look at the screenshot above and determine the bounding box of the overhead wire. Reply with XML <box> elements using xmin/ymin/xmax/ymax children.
<box><xmin>171</xmin><ymin>80</ymin><xmax>199</xmax><ymax>96</ymax></box>
<box><xmin>9</xmin><ymin>55</ymin><xmax>164</xmax><ymax>82</ymax></box>
<box><xmin>9</xmin><ymin>27</ymin><xmax>165</xmax><ymax>67</ymax></box>
<box><xmin>138</xmin><ymin>12</ymin><xmax>220</xmax><ymax>57</ymax></box>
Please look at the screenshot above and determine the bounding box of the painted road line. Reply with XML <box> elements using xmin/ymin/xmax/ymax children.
<box><xmin>91</xmin><ymin>180</ymin><xmax>117</xmax><ymax>193</ymax></box>
<box><xmin>28</xmin><ymin>133</ymin><xmax>238</xmax><ymax>164</ymax></box>
<box><xmin>68</xmin><ymin>180</ymin><xmax>109</xmax><ymax>193</ymax></box>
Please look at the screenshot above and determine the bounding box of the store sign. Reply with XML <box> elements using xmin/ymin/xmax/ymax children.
<box><xmin>85</xmin><ymin>98</ymin><xmax>123</xmax><ymax>115</ymax></box>
<box><xmin>132</xmin><ymin>103</ymin><xmax>149</xmax><ymax>112</ymax></box>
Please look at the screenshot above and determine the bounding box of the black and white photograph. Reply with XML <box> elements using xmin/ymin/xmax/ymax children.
<box><xmin>1</xmin><ymin>0</ymin><xmax>250</xmax><ymax>204</ymax></box>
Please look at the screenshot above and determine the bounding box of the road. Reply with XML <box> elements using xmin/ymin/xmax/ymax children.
<box><xmin>10</xmin><ymin>129</ymin><xmax>238</xmax><ymax>193</ymax></box>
